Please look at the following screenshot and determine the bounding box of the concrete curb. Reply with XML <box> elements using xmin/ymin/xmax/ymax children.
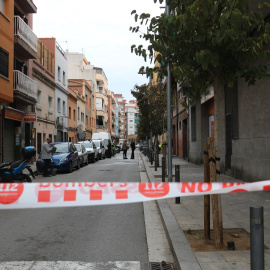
<box><xmin>139</xmin><ymin>152</ymin><xmax>202</xmax><ymax>270</ymax></box>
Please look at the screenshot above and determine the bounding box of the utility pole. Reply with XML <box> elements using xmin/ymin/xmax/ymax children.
<box><xmin>166</xmin><ymin>1</ymin><xmax>172</xmax><ymax>182</ymax></box>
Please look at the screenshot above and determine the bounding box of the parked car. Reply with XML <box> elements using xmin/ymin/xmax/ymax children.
<box><xmin>36</xmin><ymin>142</ymin><xmax>80</xmax><ymax>173</ymax></box>
<box><xmin>75</xmin><ymin>143</ymin><xmax>89</xmax><ymax>166</ymax></box>
<box><xmin>77</xmin><ymin>141</ymin><xmax>98</xmax><ymax>163</ymax></box>
<box><xmin>92</xmin><ymin>132</ymin><xmax>112</xmax><ymax>157</ymax></box>
<box><xmin>92</xmin><ymin>139</ymin><xmax>106</xmax><ymax>160</ymax></box>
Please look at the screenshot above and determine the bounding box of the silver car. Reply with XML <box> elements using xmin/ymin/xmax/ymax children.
<box><xmin>77</xmin><ymin>141</ymin><xmax>98</xmax><ymax>163</ymax></box>
<box><xmin>75</xmin><ymin>143</ymin><xmax>89</xmax><ymax>166</ymax></box>
<box><xmin>92</xmin><ymin>139</ymin><xmax>106</xmax><ymax>160</ymax></box>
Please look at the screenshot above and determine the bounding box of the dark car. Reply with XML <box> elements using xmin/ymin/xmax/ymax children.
<box><xmin>75</xmin><ymin>143</ymin><xmax>89</xmax><ymax>166</ymax></box>
<box><xmin>36</xmin><ymin>142</ymin><xmax>80</xmax><ymax>173</ymax></box>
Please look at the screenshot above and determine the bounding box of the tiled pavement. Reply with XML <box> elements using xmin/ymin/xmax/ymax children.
<box><xmin>139</xmin><ymin>151</ymin><xmax>270</xmax><ymax>270</ymax></box>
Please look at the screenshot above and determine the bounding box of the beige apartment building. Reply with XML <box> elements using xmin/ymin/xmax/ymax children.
<box><xmin>94</xmin><ymin>67</ymin><xmax>108</xmax><ymax>132</ymax></box>
<box><xmin>107</xmin><ymin>90</ymin><xmax>116</xmax><ymax>139</ymax></box>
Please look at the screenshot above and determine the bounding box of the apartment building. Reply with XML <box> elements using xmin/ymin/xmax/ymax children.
<box><xmin>125</xmin><ymin>100</ymin><xmax>139</xmax><ymax>136</ymax></box>
<box><xmin>107</xmin><ymin>90</ymin><xmax>116</xmax><ymax>139</ymax></box>
<box><xmin>1</xmin><ymin>0</ymin><xmax>38</xmax><ymax>162</ymax></box>
<box><xmin>114</xmin><ymin>94</ymin><xmax>126</xmax><ymax>139</ymax></box>
<box><xmin>94</xmin><ymin>67</ymin><xmax>108</xmax><ymax>132</ymax></box>
<box><xmin>31</xmin><ymin>39</ymin><xmax>55</xmax><ymax>156</ymax></box>
<box><xmin>67</xmin><ymin>52</ymin><xmax>96</xmax><ymax>138</ymax></box>
<box><xmin>0</xmin><ymin>0</ymin><xmax>14</xmax><ymax>162</ymax></box>
<box><xmin>67</xmin><ymin>88</ymin><xmax>77</xmax><ymax>143</ymax></box>
<box><xmin>40</xmin><ymin>38</ymin><xmax>69</xmax><ymax>142</ymax></box>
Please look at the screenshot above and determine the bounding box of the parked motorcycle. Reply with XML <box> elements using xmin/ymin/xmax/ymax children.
<box><xmin>0</xmin><ymin>146</ymin><xmax>38</xmax><ymax>183</ymax></box>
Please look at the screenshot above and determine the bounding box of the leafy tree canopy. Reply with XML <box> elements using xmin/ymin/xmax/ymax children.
<box><xmin>132</xmin><ymin>83</ymin><xmax>167</xmax><ymax>140</ymax></box>
<box><xmin>130</xmin><ymin>0</ymin><xmax>270</xmax><ymax>93</ymax></box>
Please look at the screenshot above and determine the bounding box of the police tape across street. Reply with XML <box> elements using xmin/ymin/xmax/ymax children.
<box><xmin>0</xmin><ymin>181</ymin><xmax>269</xmax><ymax>209</ymax></box>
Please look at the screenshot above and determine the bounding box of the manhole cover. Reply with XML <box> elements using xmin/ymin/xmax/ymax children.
<box><xmin>98</xmin><ymin>170</ymin><xmax>113</xmax><ymax>171</ymax></box>
<box><xmin>149</xmin><ymin>262</ymin><xmax>175</xmax><ymax>270</ymax></box>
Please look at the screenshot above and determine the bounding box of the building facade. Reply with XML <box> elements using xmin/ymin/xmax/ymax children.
<box><xmin>39</xmin><ymin>38</ymin><xmax>69</xmax><ymax>142</ymax></box>
<box><xmin>114</xmin><ymin>94</ymin><xmax>126</xmax><ymax>139</ymax></box>
<box><xmin>67</xmin><ymin>52</ymin><xmax>96</xmax><ymax>138</ymax></box>
<box><xmin>0</xmin><ymin>0</ymin><xmax>14</xmax><ymax>162</ymax></box>
<box><xmin>125</xmin><ymin>100</ymin><xmax>138</xmax><ymax>136</ymax></box>
<box><xmin>107</xmin><ymin>90</ymin><xmax>116</xmax><ymax>139</ymax></box>
<box><xmin>67</xmin><ymin>87</ymin><xmax>77</xmax><ymax>143</ymax></box>
<box><xmin>95</xmin><ymin>67</ymin><xmax>108</xmax><ymax>132</ymax></box>
<box><xmin>1</xmin><ymin>0</ymin><xmax>38</xmax><ymax>162</ymax></box>
<box><xmin>31</xmin><ymin>39</ymin><xmax>55</xmax><ymax>157</ymax></box>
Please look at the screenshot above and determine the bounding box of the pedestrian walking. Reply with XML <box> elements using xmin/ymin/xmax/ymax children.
<box><xmin>112</xmin><ymin>142</ymin><xmax>116</xmax><ymax>156</ymax></box>
<box><xmin>107</xmin><ymin>141</ymin><xmax>112</xmax><ymax>158</ymax></box>
<box><xmin>41</xmin><ymin>138</ymin><xmax>56</xmax><ymax>177</ymax></box>
<box><xmin>130</xmin><ymin>139</ymin><xmax>135</xmax><ymax>159</ymax></box>
<box><xmin>122</xmin><ymin>140</ymin><xmax>128</xmax><ymax>159</ymax></box>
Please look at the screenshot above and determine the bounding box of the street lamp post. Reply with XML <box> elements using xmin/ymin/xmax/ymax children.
<box><xmin>166</xmin><ymin>1</ymin><xmax>172</xmax><ymax>182</ymax></box>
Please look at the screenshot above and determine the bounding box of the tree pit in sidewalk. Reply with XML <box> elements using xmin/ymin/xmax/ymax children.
<box><xmin>184</xmin><ymin>228</ymin><xmax>250</xmax><ymax>252</ymax></box>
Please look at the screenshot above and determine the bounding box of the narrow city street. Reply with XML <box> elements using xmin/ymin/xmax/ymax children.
<box><xmin>0</xmin><ymin>150</ymin><xmax>173</xmax><ymax>269</ymax></box>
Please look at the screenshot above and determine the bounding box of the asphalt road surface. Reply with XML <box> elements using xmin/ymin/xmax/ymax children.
<box><xmin>0</xmin><ymin>150</ymin><xmax>150</xmax><ymax>269</ymax></box>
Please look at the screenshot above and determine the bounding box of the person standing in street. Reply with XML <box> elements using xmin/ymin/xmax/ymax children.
<box><xmin>42</xmin><ymin>138</ymin><xmax>55</xmax><ymax>177</ymax></box>
<box><xmin>130</xmin><ymin>139</ymin><xmax>135</xmax><ymax>159</ymax></box>
<box><xmin>122</xmin><ymin>140</ymin><xmax>128</xmax><ymax>159</ymax></box>
<box><xmin>107</xmin><ymin>141</ymin><xmax>112</xmax><ymax>158</ymax></box>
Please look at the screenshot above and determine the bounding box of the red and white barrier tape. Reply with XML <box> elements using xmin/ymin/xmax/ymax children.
<box><xmin>0</xmin><ymin>181</ymin><xmax>269</xmax><ymax>209</ymax></box>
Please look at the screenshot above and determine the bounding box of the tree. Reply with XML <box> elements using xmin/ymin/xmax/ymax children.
<box><xmin>130</xmin><ymin>0</ymin><xmax>270</xmax><ymax>248</ymax></box>
<box><xmin>131</xmin><ymin>82</ymin><xmax>167</xmax><ymax>142</ymax></box>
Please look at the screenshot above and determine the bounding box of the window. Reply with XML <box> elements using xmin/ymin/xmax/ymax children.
<box><xmin>81</xmin><ymin>112</ymin><xmax>84</xmax><ymax>122</ymax></box>
<box><xmin>63</xmin><ymin>71</ymin><xmax>66</xmax><ymax>85</ymax></box>
<box><xmin>37</xmin><ymin>90</ymin><xmax>41</xmax><ymax>104</ymax></box>
<box><xmin>73</xmin><ymin>109</ymin><xmax>75</xmax><ymax>120</ymax></box>
<box><xmin>58</xmin><ymin>66</ymin><xmax>61</xmax><ymax>81</ymax></box>
<box><xmin>78</xmin><ymin>107</ymin><xmax>80</xmax><ymax>120</ymax></box>
<box><xmin>63</xmin><ymin>101</ymin><xmax>66</xmax><ymax>115</ymax></box>
<box><xmin>57</xmin><ymin>98</ymin><xmax>61</xmax><ymax>113</ymax></box>
<box><xmin>48</xmin><ymin>96</ymin><xmax>52</xmax><ymax>111</ymax></box>
<box><xmin>0</xmin><ymin>47</ymin><xmax>9</xmax><ymax>78</ymax></box>
<box><xmin>69</xmin><ymin>107</ymin><xmax>71</xmax><ymax>119</ymax></box>
<box><xmin>130</xmin><ymin>120</ymin><xmax>133</xmax><ymax>122</ymax></box>
<box><xmin>86</xmin><ymin>115</ymin><xmax>88</xmax><ymax>125</ymax></box>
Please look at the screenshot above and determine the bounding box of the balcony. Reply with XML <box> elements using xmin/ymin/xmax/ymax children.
<box><xmin>13</xmin><ymin>70</ymin><xmax>37</xmax><ymax>103</ymax></box>
<box><xmin>15</xmin><ymin>0</ymin><xmax>37</xmax><ymax>13</ymax></box>
<box><xmin>14</xmin><ymin>16</ymin><xmax>37</xmax><ymax>59</ymax></box>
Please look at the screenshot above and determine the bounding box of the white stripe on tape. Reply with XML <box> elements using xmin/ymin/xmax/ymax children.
<box><xmin>0</xmin><ymin>181</ymin><xmax>269</xmax><ymax>209</ymax></box>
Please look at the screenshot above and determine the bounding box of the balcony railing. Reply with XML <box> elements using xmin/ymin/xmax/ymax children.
<box><xmin>14</xmin><ymin>16</ymin><xmax>38</xmax><ymax>53</ymax></box>
<box><xmin>14</xmin><ymin>70</ymin><xmax>37</xmax><ymax>100</ymax></box>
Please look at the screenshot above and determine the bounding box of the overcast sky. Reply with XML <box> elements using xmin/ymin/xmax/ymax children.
<box><xmin>33</xmin><ymin>0</ymin><xmax>163</xmax><ymax>102</ymax></box>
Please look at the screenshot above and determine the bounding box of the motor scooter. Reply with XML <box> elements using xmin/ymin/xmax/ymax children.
<box><xmin>0</xmin><ymin>146</ymin><xmax>38</xmax><ymax>183</ymax></box>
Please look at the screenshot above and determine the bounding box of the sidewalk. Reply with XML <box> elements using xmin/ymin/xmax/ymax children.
<box><xmin>139</xmin><ymin>152</ymin><xmax>270</xmax><ymax>270</ymax></box>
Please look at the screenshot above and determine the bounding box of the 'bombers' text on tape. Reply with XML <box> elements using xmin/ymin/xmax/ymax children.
<box><xmin>0</xmin><ymin>181</ymin><xmax>269</xmax><ymax>209</ymax></box>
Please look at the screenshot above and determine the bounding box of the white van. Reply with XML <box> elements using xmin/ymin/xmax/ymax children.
<box><xmin>92</xmin><ymin>132</ymin><xmax>112</xmax><ymax>157</ymax></box>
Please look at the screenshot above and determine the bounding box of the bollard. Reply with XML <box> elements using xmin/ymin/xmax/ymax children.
<box><xmin>175</xmin><ymin>165</ymin><xmax>180</xmax><ymax>204</ymax></box>
<box><xmin>162</xmin><ymin>157</ymin><xmax>165</xmax><ymax>182</ymax></box>
<box><xmin>250</xmin><ymin>206</ymin><xmax>264</xmax><ymax>270</ymax></box>
<box><xmin>155</xmin><ymin>153</ymin><xmax>157</xmax><ymax>171</ymax></box>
